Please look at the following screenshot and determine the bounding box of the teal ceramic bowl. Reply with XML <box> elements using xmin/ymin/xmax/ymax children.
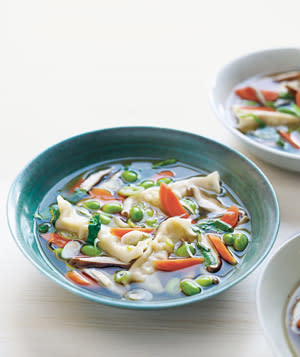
<box><xmin>7</xmin><ymin>127</ymin><xmax>279</xmax><ymax>309</ymax></box>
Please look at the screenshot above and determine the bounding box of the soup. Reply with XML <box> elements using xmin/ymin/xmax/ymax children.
<box><xmin>228</xmin><ymin>70</ymin><xmax>300</xmax><ymax>154</ymax></box>
<box><xmin>34</xmin><ymin>158</ymin><xmax>251</xmax><ymax>302</ymax></box>
<box><xmin>285</xmin><ymin>283</ymin><xmax>300</xmax><ymax>356</ymax></box>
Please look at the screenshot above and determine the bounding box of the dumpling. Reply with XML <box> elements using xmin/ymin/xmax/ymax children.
<box><xmin>232</xmin><ymin>105</ymin><xmax>300</xmax><ymax>133</ymax></box>
<box><xmin>98</xmin><ymin>226</ymin><xmax>152</xmax><ymax>263</ymax></box>
<box><xmin>55</xmin><ymin>196</ymin><xmax>89</xmax><ymax>239</ymax></box>
<box><xmin>129</xmin><ymin>217</ymin><xmax>197</xmax><ymax>282</ymax></box>
<box><xmin>122</xmin><ymin>171</ymin><xmax>222</xmax><ymax>215</ymax></box>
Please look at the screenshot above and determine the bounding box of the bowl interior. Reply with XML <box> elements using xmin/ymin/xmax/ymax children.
<box><xmin>7</xmin><ymin>127</ymin><xmax>279</xmax><ymax>309</ymax></box>
<box><xmin>257</xmin><ymin>233</ymin><xmax>300</xmax><ymax>356</ymax></box>
<box><xmin>210</xmin><ymin>47</ymin><xmax>300</xmax><ymax>170</ymax></box>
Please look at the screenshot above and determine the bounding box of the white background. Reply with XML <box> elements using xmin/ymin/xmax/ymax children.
<box><xmin>1</xmin><ymin>1</ymin><xmax>300</xmax><ymax>356</ymax></box>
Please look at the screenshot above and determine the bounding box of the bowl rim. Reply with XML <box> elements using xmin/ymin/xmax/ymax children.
<box><xmin>209</xmin><ymin>46</ymin><xmax>300</xmax><ymax>162</ymax></box>
<box><xmin>256</xmin><ymin>231</ymin><xmax>300</xmax><ymax>357</ymax></box>
<box><xmin>7</xmin><ymin>126</ymin><xmax>280</xmax><ymax>309</ymax></box>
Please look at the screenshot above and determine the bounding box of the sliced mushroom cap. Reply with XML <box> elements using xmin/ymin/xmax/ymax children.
<box><xmin>198</xmin><ymin>233</ymin><xmax>222</xmax><ymax>273</ymax></box>
<box><xmin>83</xmin><ymin>269</ymin><xmax>126</xmax><ymax>295</ymax></box>
<box><xmin>284</xmin><ymin>80</ymin><xmax>300</xmax><ymax>94</ymax></box>
<box><xmin>271</xmin><ymin>71</ymin><xmax>300</xmax><ymax>82</ymax></box>
<box><xmin>69</xmin><ymin>256</ymin><xmax>131</xmax><ymax>269</ymax></box>
<box><xmin>97</xmin><ymin>170</ymin><xmax>123</xmax><ymax>192</ymax></box>
<box><xmin>80</xmin><ymin>168</ymin><xmax>112</xmax><ymax>191</ymax></box>
<box><xmin>61</xmin><ymin>241</ymin><xmax>81</xmax><ymax>260</ymax></box>
<box><xmin>237</xmin><ymin>209</ymin><xmax>249</xmax><ymax>226</ymax></box>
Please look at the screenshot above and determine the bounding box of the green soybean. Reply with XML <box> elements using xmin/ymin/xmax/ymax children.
<box><xmin>55</xmin><ymin>247</ymin><xmax>63</xmax><ymax>259</ymax></box>
<box><xmin>99</xmin><ymin>213</ymin><xmax>111</xmax><ymax>225</ymax></box>
<box><xmin>130</xmin><ymin>206</ymin><xmax>144</xmax><ymax>222</ymax></box>
<box><xmin>38</xmin><ymin>222</ymin><xmax>51</xmax><ymax>233</ymax></box>
<box><xmin>156</xmin><ymin>177</ymin><xmax>172</xmax><ymax>185</ymax></box>
<box><xmin>122</xmin><ymin>170</ymin><xmax>138</xmax><ymax>183</ymax></box>
<box><xmin>83</xmin><ymin>200</ymin><xmax>101</xmax><ymax>210</ymax></box>
<box><xmin>223</xmin><ymin>233</ymin><xmax>235</xmax><ymax>246</ymax></box>
<box><xmin>102</xmin><ymin>202</ymin><xmax>123</xmax><ymax>214</ymax></box>
<box><xmin>114</xmin><ymin>270</ymin><xmax>131</xmax><ymax>285</ymax></box>
<box><xmin>81</xmin><ymin>245</ymin><xmax>103</xmax><ymax>257</ymax></box>
<box><xmin>146</xmin><ymin>209</ymin><xmax>154</xmax><ymax>217</ymax></box>
<box><xmin>180</xmin><ymin>279</ymin><xmax>201</xmax><ymax>296</ymax></box>
<box><xmin>175</xmin><ymin>243</ymin><xmax>196</xmax><ymax>257</ymax></box>
<box><xmin>139</xmin><ymin>180</ymin><xmax>155</xmax><ymax>189</ymax></box>
<box><xmin>195</xmin><ymin>275</ymin><xmax>217</xmax><ymax>287</ymax></box>
<box><xmin>233</xmin><ymin>232</ymin><xmax>248</xmax><ymax>251</ymax></box>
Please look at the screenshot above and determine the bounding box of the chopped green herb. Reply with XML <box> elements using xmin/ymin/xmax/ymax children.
<box><xmin>67</xmin><ymin>188</ymin><xmax>88</xmax><ymax>204</ymax></box>
<box><xmin>152</xmin><ymin>158</ymin><xmax>177</xmax><ymax>169</ymax></box>
<box><xmin>49</xmin><ymin>204</ymin><xmax>60</xmax><ymax>223</ymax></box>
<box><xmin>86</xmin><ymin>214</ymin><xmax>101</xmax><ymax>245</ymax></box>
<box><xmin>243</xmin><ymin>100</ymin><xmax>259</xmax><ymax>106</ymax></box>
<box><xmin>265</xmin><ymin>101</ymin><xmax>277</xmax><ymax>109</ymax></box>
<box><xmin>197</xmin><ymin>243</ymin><xmax>216</xmax><ymax>267</ymax></box>
<box><xmin>276</xmin><ymin>137</ymin><xmax>286</xmax><ymax>148</ymax></box>
<box><xmin>279</xmin><ymin>91</ymin><xmax>295</xmax><ymax>100</ymax></box>
<box><xmin>196</xmin><ymin>219</ymin><xmax>233</xmax><ymax>233</ymax></box>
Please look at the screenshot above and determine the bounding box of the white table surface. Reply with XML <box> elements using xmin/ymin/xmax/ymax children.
<box><xmin>1</xmin><ymin>1</ymin><xmax>300</xmax><ymax>356</ymax></box>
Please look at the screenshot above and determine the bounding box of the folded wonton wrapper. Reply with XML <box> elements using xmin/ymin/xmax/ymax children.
<box><xmin>232</xmin><ymin>105</ymin><xmax>300</xmax><ymax>133</ymax></box>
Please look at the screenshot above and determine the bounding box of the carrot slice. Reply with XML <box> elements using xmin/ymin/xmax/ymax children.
<box><xmin>240</xmin><ymin>106</ymin><xmax>276</xmax><ymax>112</ymax></box>
<box><xmin>159</xmin><ymin>182</ymin><xmax>189</xmax><ymax>218</ymax></box>
<box><xmin>69</xmin><ymin>178</ymin><xmax>84</xmax><ymax>193</ymax></box>
<box><xmin>278</xmin><ymin>130</ymin><xmax>300</xmax><ymax>149</ymax></box>
<box><xmin>151</xmin><ymin>170</ymin><xmax>175</xmax><ymax>182</ymax></box>
<box><xmin>41</xmin><ymin>233</ymin><xmax>70</xmax><ymax>248</ymax></box>
<box><xmin>110</xmin><ymin>227</ymin><xmax>155</xmax><ymax>238</ymax></box>
<box><xmin>220</xmin><ymin>206</ymin><xmax>239</xmax><ymax>227</ymax></box>
<box><xmin>208</xmin><ymin>235</ymin><xmax>237</xmax><ymax>265</ymax></box>
<box><xmin>154</xmin><ymin>257</ymin><xmax>204</xmax><ymax>271</ymax></box>
<box><xmin>90</xmin><ymin>188</ymin><xmax>119</xmax><ymax>201</ymax></box>
<box><xmin>296</xmin><ymin>91</ymin><xmax>300</xmax><ymax>107</ymax></box>
<box><xmin>65</xmin><ymin>271</ymin><xmax>96</xmax><ymax>286</ymax></box>
<box><xmin>235</xmin><ymin>87</ymin><xmax>279</xmax><ymax>102</ymax></box>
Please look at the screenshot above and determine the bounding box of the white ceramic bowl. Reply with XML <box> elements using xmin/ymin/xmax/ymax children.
<box><xmin>210</xmin><ymin>47</ymin><xmax>300</xmax><ymax>172</ymax></box>
<box><xmin>257</xmin><ymin>233</ymin><xmax>300</xmax><ymax>356</ymax></box>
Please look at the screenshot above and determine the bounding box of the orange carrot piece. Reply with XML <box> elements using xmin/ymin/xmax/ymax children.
<box><xmin>159</xmin><ymin>182</ymin><xmax>189</xmax><ymax>218</ymax></box>
<box><xmin>69</xmin><ymin>178</ymin><xmax>84</xmax><ymax>193</ymax></box>
<box><xmin>297</xmin><ymin>319</ymin><xmax>300</xmax><ymax>329</ymax></box>
<box><xmin>65</xmin><ymin>271</ymin><xmax>96</xmax><ymax>286</ymax></box>
<box><xmin>90</xmin><ymin>188</ymin><xmax>118</xmax><ymax>201</ymax></box>
<box><xmin>278</xmin><ymin>130</ymin><xmax>300</xmax><ymax>149</ymax></box>
<box><xmin>208</xmin><ymin>235</ymin><xmax>237</xmax><ymax>265</ymax></box>
<box><xmin>110</xmin><ymin>227</ymin><xmax>155</xmax><ymax>238</ymax></box>
<box><xmin>220</xmin><ymin>205</ymin><xmax>239</xmax><ymax>227</ymax></box>
<box><xmin>41</xmin><ymin>233</ymin><xmax>70</xmax><ymax>248</ymax></box>
<box><xmin>240</xmin><ymin>106</ymin><xmax>276</xmax><ymax>112</ymax></box>
<box><xmin>296</xmin><ymin>91</ymin><xmax>300</xmax><ymax>107</ymax></box>
<box><xmin>151</xmin><ymin>170</ymin><xmax>175</xmax><ymax>182</ymax></box>
<box><xmin>154</xmin><ymin>257</ymin><xmax>204</xmax><ymax>271</ymax></box>
<box><xmin>235</xmin><ymin>87</ymin><xmax>279</xmax><ymax>102</ymax></box>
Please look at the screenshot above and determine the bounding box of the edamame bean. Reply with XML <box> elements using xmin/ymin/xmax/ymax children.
<box><xmin>180</xmin><ymin>279</ymin><xmax>201</xmax><ymax>296</ymax></box>
<box><xmin>81</xmin><ymin>244</ymin><xmax>103</xmax><ymax>257</ymax></box>
<box><xmin>146</xmin><ymin>209</ymin><xmax>154</xmax><ymax>217</ymax></box>
<box><xmin>156</xmin><ymin>177</ymin><xmax>172</xmax><ymax>185</ymax></box>
<box><xmin>233</xmin><ymin>232</ymin><xmax>248</xmax><ymax>251</ymax></box>
<box><xmin>83</xmin><ymin>200</ymin><xmax>101</xmax><ymax>210</ymax></box>
<box><xmin>139</xmin><ymin>180</ymin><xmax>155</xmax><ymax>189</ymax></box>
<box><xmin>38</xmin><ymin>222</ymin><xmax>51</xmax><ymax>233</ymax></box>
<box><xmin>175</xmin><ymin>243</ymin><xmax>196</xmax><ymax>257</ymax></box>
<box><xmin>122</xmin><ymin>170</ymin><xmax>138</xmax><ymax>183</ymax></box>
<box><xmin>223</xmin><ymin>233</ymin><xmax>235</xmax><ymax>246</ymax></box>
<box><xmin>114</xmin><ymin>270</ymin><xmax>131</xmax><ymax>285</ymax></box>
<box><xmin>129</xmin><ymin>206</ymin><xmax>144</xmax><ymax>222</ymax></box>
<box><xmin>195</xmin><ymin>275</ymin><xmax>218</xmax><ymax>287</ymax></box>
<box><xmin>102</xmin><ymin>202</ymin><xmax>123</xmax><ymax>214</ymax></box>
<box><xmin>99</xmin><ymin>213</ymin><xmax>111</xmax><ymax>225</ymax></box>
